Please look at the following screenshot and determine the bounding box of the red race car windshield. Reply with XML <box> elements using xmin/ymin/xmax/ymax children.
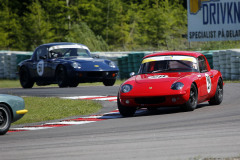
<box><xmin>139</xmin><ymin>55</ymin><xmax>198</xmax><ymax>74</ymax></box>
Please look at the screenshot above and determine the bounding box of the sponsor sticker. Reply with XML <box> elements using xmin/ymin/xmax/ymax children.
<box><xmin>148</xmin><ymin>75</ymin><xmax>168</xmax><ymax>79</ymax></box>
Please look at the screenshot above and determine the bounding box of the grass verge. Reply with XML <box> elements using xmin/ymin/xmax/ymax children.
<box><xmin>13</xmin><ymin>97</ymin><xmax>102</xmax><ymax>125</ymax></box>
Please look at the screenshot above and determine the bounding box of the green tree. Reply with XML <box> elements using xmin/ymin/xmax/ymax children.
<box><xmin>0</xmin><ymin>0</ymin><xmax>191</xmax><ymax>51</ymax></box>
<box><xmin>42</xmin><ymin>0</ymin><xmax>69</xmax><ymax>42</ymax></box>
<box><xmin>139</xmin><ymin>0</ymin><xmax>187</xmax><ymax>50</ymax></box>
<box><xmin>23</xmin><ymin>0</ymin><xmax>54</xmax><ymax>50</ymax></box>
<box><xmin>0</xmin><ymin>1</ymin><xmax>25</xmax><ymax>50</ymax></box>
<box><xmin>0</xmin><ymin>4</ymin><xmax>10</xmax><ymax>49</ymax></box>
<box><xmin>65</xmin><ymin>22</ymin><xmax>108</xmax><ymax>51</ymax></box>
<box><xmin>159</xmin><ymin>0</ymin><xmax>187</xmax><ymax>50</ymax></box>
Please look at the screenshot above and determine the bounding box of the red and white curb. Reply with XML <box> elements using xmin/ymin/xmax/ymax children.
<box><xmin>61</xmin><ymin>96</ymin><xmax>118</xmax><ymax>102</ymax></box>
<box><xmin>9</xmin><ymin>96</ymin><xmax>147</xmax><ymax>133</ymax></box>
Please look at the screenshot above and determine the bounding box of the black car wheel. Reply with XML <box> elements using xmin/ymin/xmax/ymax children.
<box><xmin>0</xmin><ymin>104</ymin><xmax>11</xmax><ymax>135</ymax></box>
<box><xmin>209</xmin><ymin>78</ymin><xmax>223</xmax><ymax>105</ymax></box>
<box><xmin>117</xmin><ymin>96</ymin><xmax>136</xmax><ymax>117</ymax></box>
<box><xmin>183</xmin><ymin>83</ymin><xmax>198</xmax><ymax>111</ymax></box>
<box><xmin>103</xmin><ymin>79</ymin><xmax>116</xmax><ymax>86</ymax></box>
<box><xmin>69</xmin><ymin>82</ymin><xmax>79</xmax><ymax>87</ymax></box>
<box><xmin>19</xmin><ymin>67</ymin><xmax>34</xmax><ymax>88</ymax></box>
<box><xmin>56</xmin><ymin>66</ymin><xmax>69</xmax><ymax>88</ymax></box>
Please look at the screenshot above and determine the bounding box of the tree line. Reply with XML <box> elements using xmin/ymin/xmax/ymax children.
<box><xmin>1</xmin><ymin>0</ymin><xmax>238</xmax><ymax>52</ymax></box>
<box><xmin>0</xmin><ymin>0</ymin><xmax>189</xmax><ymax>51</ymax></box>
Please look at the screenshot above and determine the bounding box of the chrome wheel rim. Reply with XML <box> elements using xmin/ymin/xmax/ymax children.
<box><xmin>217</xmin><ymin>85</ymin><xmax>223</xmax><ymax>100</ymax></box>
<box><xmin>189</xmin><ymin>89</ymin><xmax>197</xmax><ymax>106</ymax></box>
<box><xmin>0</xmin><ymin>107</ymin><xmax>8</xmax><ymax>129</ymax></box>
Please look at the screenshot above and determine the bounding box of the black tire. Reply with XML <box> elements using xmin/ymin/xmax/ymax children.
<box><xmin>19</xmin><ymin>67</ymin><xmax>34</xmax><ymax>88</ymax></box>
<box><xmin>69</xmin><ymin>82</ymin><xmax>79</xmax><ymax>87</ymax></box>
<box><xmin>103</xmin><ymin>79</ymin><xmax>116</xmax><ymax>86</ymax></box>
<box><xmin>209</xmin><ymin>78</ymin><xmax>223</xmax><ymax>105</ymax></box>
<box><xmin>0</xmin><ymin>104</ymin><xmax>12</xmax><ymax>135</ymax></box>
<box><xmin>56</xmin><ymin>66</ymin><xmax>69</xmax><ymax>88</ymax></box>
<box><xmin>117</xmin><ymin>96</ymin><xmax>136</xmax><ymax>117</ymax></box>
<box><xmin>183</xmin><ymin>83</ymin><xmax>198</xmax><ymax>111</ymax></box>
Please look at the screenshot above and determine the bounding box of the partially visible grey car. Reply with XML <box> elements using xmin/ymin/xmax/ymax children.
<box><xmin>0</xmin><ymin>94</ymin><xmax>28</xmax><ymax>135</ymax></box>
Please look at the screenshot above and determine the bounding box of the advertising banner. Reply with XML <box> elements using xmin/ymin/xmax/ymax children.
<box><xmin>188</xmin><ymin>0</ymin><xmax>240</xmax><ymax>42</ymax></box>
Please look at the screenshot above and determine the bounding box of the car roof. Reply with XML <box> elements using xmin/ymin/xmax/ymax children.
<box><xmin>39</xmin><ymin>42</ymin><xmax>88</xmax><ymax>48</ymax></box>
<box><xmin>144</xmin><ymin>51</ymin><xmax>203</xmax><ymax>59</ymax></box>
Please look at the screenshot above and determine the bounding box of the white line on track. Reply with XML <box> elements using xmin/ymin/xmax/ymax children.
<box><xmin>45</xmin><ymin>121</ymin><xmax>95</xmax><ymax>125</ymax></box>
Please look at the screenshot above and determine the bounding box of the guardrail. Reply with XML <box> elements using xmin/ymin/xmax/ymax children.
<box><xmin>0</xmin><ymin>51</ymin><xmax>32</xmax><ymax>79</ymax></box>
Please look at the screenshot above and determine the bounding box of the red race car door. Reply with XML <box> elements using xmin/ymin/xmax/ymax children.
<box><xmin>197</xmin><ymin>56</ymin><xmax>212</xmax><ymax>100</ymax></box>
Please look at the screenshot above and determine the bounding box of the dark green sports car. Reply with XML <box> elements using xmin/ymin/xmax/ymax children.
<box><xmin>0</xmin><ymin>94</ymin><xmax>28</xmax><ymax>135</ymax></box>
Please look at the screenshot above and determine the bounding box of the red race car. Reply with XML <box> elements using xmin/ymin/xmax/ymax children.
<box><xmin>118</xmin><ymin>51</ymin><xmax>223</xmax><ymax>117</ymax></box>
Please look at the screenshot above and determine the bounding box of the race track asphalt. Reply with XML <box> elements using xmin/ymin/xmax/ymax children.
<box><xmin>0</xmin><ymin>83</ymin><xmax>240</xmax><ymax>160</ymax></box>
<box><xmin>0</xmin><ymin>85</ymin><xmax>119</xmax><ymax>97</ymax></box>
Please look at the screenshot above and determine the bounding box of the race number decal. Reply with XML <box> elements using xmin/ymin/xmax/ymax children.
<box><xmin>37</xmin><ymin>60</ymin><xmax>44</xmax><ymax>76</ymax></box>
<box><xmin>205</xmin><ymin>73</ymin><xmax>211</xmax><ymax>93</ymax></box>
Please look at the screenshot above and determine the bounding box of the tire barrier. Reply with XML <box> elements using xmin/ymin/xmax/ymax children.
<box><xmin>213</xmin><ymin>49</ymin><xmax>240</xmax><ymax>80</ymax></box>
<box><xmin>230</xmin><ymin>50</ymin><xmax>240</xmax><ymax>80</ymax></box>
<box><xmin>92</xmin><ymin>51</ymin><xmax>156</xmax><ymax>80</ymax></box>
<box><xmin>0</xmin><ymin>51</ymin><xmax>32</xmax><ymax>79</ymax></box>
<box><xmin>117</xmin><ymin>53</ymin><xmax>146</xmax><ymax>79</ymax></box>
<box><xmin>0</xmin><ymin>50</ymin><xmax>239</xmax><ymax>80</ymax></box>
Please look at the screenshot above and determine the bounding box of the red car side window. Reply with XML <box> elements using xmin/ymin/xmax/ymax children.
<box><xmin>198</xmin><ymin>56</ymin><xmax>208</xmax><ymax>73</ymax></box>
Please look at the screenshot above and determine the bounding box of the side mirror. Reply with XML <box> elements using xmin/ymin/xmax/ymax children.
<box><xmin>130</xmin><ymin>72</ymin><xmax>135</xmax><ymax>77</ymax></box>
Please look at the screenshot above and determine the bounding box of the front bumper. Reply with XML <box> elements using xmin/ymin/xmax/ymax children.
<box><xmin>119</xmin><ymin>91</ymin><xmax>190</xmax><ymax>108</ymax></box>
<box><xmin>16</xmin><ymin>109</ymin><xmax>28</xmax><ymax>115</ymax></box>
<box><xmin>69</xmin><ymin>71</ymin><xmax>118</xmax><ymax>82</ymax></box>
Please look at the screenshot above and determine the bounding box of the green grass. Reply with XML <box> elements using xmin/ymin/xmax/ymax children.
<box><xmin>0</xmin><ymin>80</ymin><xmax>22</xmax><ymax>88</ymax></box>
<box><xmin>0</xmin><ymin>79</ymin><xmax>125</xmax><ymax>88</ymax></box>
<box><xmin>13</xmin><ymin>97</ymin><xmax>102</xmax><ymax>125</ymax></box>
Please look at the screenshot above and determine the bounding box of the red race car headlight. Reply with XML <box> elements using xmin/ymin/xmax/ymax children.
<box><xmin>171</xmin><ymin>82</ymin><xmax>184</xmax><ymax>90</ymax></box>
<box><xmin>121</xmin><ymin>84</ymin><xmax>133</xmax><ymax>93</ymax></box>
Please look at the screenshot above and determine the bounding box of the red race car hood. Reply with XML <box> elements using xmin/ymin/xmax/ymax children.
<box><xmin>135</xmin><ymin>72</ymin><xmax>190</xmax><ymax>84</ymax></box>
<box><xmin>122</xmin><ymin>72</ymin><xmax>195</xmax><ymax>97</ymax></box>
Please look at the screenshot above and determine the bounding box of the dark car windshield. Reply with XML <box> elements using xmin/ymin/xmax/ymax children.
<box><xmin>49</xmin><ymin>48</ymin><xmax>90</xmax><ymax>59</ymax></box>
<box><xmin>139</xmin><ymin>55</ymin><xmax>198</xmax><ymax>74</ymax></box>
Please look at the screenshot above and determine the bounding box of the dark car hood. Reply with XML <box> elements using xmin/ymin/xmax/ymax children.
<box><xmin>60</xmin><ymin>57</ymin><xmax>101</xmax><ymax>63</ymax></box>
<box><xmin>57</xmin><ymin>57</ymin><xmax>118</xmax><ymax>71</ymax></box>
